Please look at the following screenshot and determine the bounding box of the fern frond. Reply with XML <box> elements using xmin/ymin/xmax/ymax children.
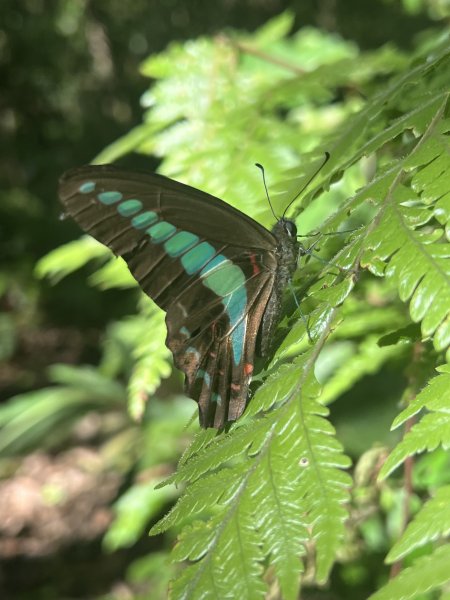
<box><xmin>386</xmin><ymin>485</ymin><xmax>450</xmax><ymax>562</ymax></box>
<box><xmin>127</xmin><ymin>299</ymin><xmax>172</xmax><ymax>420</ymax></box>
<box><xmin>88</xmin><ymin>255</ymin><xmax>137</xmax><ymax>289</ymax></box>
<box><xmin>160</xmin><ymin>418</ymin><xmax>274</xmax><ymax>488</ymax></box>
<box><xmin>152</xmin><ymin>312</ymin><xmax>352</xmax><ymax>598</ymax></box>
<box><xmin>177</xmin><ymin>428</ymin><xmax>219</xmax><ymax>466</ymax></box>
<box><xmin>380</xmin><ymin>407</ymin><xmax>450</xmax><ymax>475</ymax></box>
<box><xmin>35</xmin><ymin>236</ymin><xmax>110</xmax><ymax>283</ymax></box>
<box><xmin>380</xmin><ymin>364</ymin><xmax>450</xmax><ymax>478</ymax></box>
<box><xmin>391</xmin><ymin>363</ymin><xmax>450</xmax><ymax>428</ymax></box>
<box><xmin>35</xmin><ymin>236</ymin><xmax>137</xmax><ymax>289</ymax></box>
<box><xmin>358</xmin><ymin>98</ymin><xmax>450</xmax><ymax>352</ymax></box>
<box><xmin>368</xmin><ymin>544</ymin><xmax>450</xmax><ymax>600</ymax></box>
<box><xmin>325</xmin><ymin>42</ymin><xmax>449</xmax><ymax>177</ymax></box>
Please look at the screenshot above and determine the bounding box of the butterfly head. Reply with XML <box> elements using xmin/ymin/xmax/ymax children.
<box><xmin>272</xmin><ymin>217</ymin><xmax>297</xmax><ymax>240</ymax></box>
<box><xmin>271</xmin><ymin>217</ymin><xmax>300</xmax><ymax>278</ymax></box>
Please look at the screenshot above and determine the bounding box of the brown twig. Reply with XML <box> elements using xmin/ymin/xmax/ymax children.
<box><xmin>389</xmin><ymin>341</ymin><xmax>423</xmax><ymax>578</ymax></box>
<box><xmin>219</xmin><ymin>35</ymin><xmax>305</xmax><ymax>75</ymax></box>
<box><xmin>389</xmin><ymin>415</ymin><xmax>416</xmax><ymax>578</ymax></box>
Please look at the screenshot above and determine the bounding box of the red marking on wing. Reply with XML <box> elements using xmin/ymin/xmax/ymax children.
<box><xmin>244</xmin><ymin>363</ymin><xmax>253</xmax><ymax>376</ymax></box>
<box><xmin>249</xmin><ymin>252</ymin><xmax>261</xmax><ymax>275</ymax></box>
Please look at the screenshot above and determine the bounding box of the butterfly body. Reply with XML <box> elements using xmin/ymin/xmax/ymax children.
<box><xmin>259</xmin><ymin>219</ymin><xmax>299</xmax><ymax>357</ymax></box>
<box><xmin>59</xmin><ymin>165</ymin><xmax>299</xmax><ymax>428</ymax></box>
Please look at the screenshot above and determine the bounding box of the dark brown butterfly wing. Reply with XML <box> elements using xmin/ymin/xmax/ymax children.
<box><xmin>165</xmin><ymin>251</ymin><xmax>277</xmax><ymax>427</ymax></box>
<box><xmin>59</xmin><ymin>165</ymin><xmax>278</xmax><ymax>427</ymax></box>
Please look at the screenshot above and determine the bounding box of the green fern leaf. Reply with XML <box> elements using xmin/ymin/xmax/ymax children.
<box><xmin>152</xmin><ymin>344</ymin><xmax>351</xmax><ymax>598</ymax></box>
<box><xmin>88</xmin><ymin>255</ymin><xmax>137</xmax><ymax>289</ymax></box>
<box><xmin>35</xmin><ymin>236</ymin><xmax>109</xmax><ymax>282</ymax></box>
<box><xmin>380</xmin><ymin>364</ymin><xmax>450</xmax><ymax>478</ymax></box>
<box><xmin>161</xmin><ymin>418</ymin><xmax>274</xmax><ymax>487</ymax></box>
<box><xmin>127</xmin><ymin>300</ymin><xmax>172</xmax><ymax>420</ymax></box>
<box><xmin>368</xmin><ymin>544</ymin><xmax>450</xmax><ymax>600</ymax></box>
<box><xmin>248</xmin><ymin>447</ymin><xmax>307</xmax><ymax>600</ymax></box>
<box><xmin>381</xmin><ymin>412</ymin><xmax>450</xmax><ymax>478</ymax></box>
<box><xmin>387</xmin><ymin>485</ymin><xmax>450</xmax><ymax>562</ymax></box>
<box><xmin>170</xmin><ymin>512</ymin><xmax>267</xmax><ymax>600</ymax></box>
<box><xmin>391</xmin><ymin>363</ymin><xmax>450</xmax><ymax>428</ymax></box>
<box><xmin>177</xmin><ymin>429</ymin><xmax>219</xmax><ymax>466</ymax></box>
<box><xmin>151</xmin><ymin>266</ymin><xmax>356</xmax><ymax>597</ymax></box>
<box><xmin>359</xmin><ymin>98</ymin><xmax>450</xmax><ymax>352</ymax></box>
<box><xmin>291</xmin><ymin>395</ymin><xmax>352</xmax><ymax>581</ymax></box>
<box><xmin>151</xmin><ymin>466</ymin><xmax>246</xmax><ymax>533</ymax></box>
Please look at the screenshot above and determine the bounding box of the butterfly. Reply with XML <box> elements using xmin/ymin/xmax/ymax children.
<box><xmin>59</xmin><ymin>165</ymin><xmax>301</xmax><ymax>428</ymax></box>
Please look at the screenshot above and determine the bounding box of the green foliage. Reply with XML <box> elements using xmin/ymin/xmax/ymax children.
<box><xmin>104</xmin><ymin>477</ymin><xmax>178</xmax><ymax>551</ymax></box>
<box><xmin>37</xmin><ymin>236</ymin><xmax>136</xmax><ymax>288</ymax></box>
<box><xmin>381</xmin><ymin>364</ymin><xmax>450</xmax><ymax>478</ymax></box>
<box><xmin>32</xmin><ymin>13</ymin><xmax>450</xmax><ymax>600</ymax></box>
<box><xmin>127</xmin><ymin>298</ymin><xmax>172</xmax><ymax>420</ymax></box>
<box><xmin>368</xmin><ymin>545</ymin><xmax>450</xmax><ymax>600</ymax></box>
<box><xmin>36</xmin><ymin>237</ymin><xmax>111</xmax><ymax>283</ymax></box>
<box><xmin>151</xmin><ymin>344</ymin><xmax>351</xmax><ymax>598</ymax></box>
<box><xmin>386</xmin><ymin>484</ymin><xmax>450</xmax><ymax>562</ymax></box>
<box><xmin>0</xmin><ymin>364</ymin><xmax>125</xmax><ymax>455</ymax></box>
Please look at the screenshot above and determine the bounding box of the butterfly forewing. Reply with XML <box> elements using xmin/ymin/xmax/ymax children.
<box><xmin>59</xmin><ymin>165</ymin><xmax>278</xmax><ymax>428</ymax></box>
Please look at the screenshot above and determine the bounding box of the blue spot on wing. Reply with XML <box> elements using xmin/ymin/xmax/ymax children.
<box><xmin>79</xmin><ymin>181</ymin><xmax>96</xmax><ymax>194</ymax></box>
<box><xmin>225</xmin><ymin>287</ymin><xmax>247</xmax><ymax>326</ymax></box>
<box><xmin>212</xmin><ymin>393</ymin><xmax>222</xmax><ymax>405</ymax></box>
<box><xmin>98</xmin><ymin>191</ymin><xmax>123</xmax><ymax>205</ymax></box>
<box><xmin>223</xmin><ymin>287</ymin><xmax>247</xmax><ymax>364</ymax></box>
<box><xmin>181</xmin><ymin>242</ymin><xmax>216</xmax><ymax>275</ymax></box>
<box><xmin>196</xmin><ymin>369</ymin><xmax>211</xmax><ymax>387</ymax></box>
<box><xmin>131</xmin><ymin>211</ymin><xmax>158</xmax><ymax>229</ymax></box>
<box><xmin>147</xmin><ymin>221</ymin><xmax>176</xmax><ymax>242</ymax></box>
<box><xmin>186</xmin><ymin>346</ymin><xmax>201</xmax><ymax>360</ymax></box>
<box><xmin>230</xmin><ymin>319</ymin><xmax>246</xmax><ymax>364</ymax></box>
<box><xmin>165</xmin><ymin>231</ymin><xmax>199</xmax><ymax>257</ymax></box>
<box><xmin>117</xmin><ymin>199</ymin><xmax>143</xmax><ymax>217</ymax></box>
<box><xmin>200</xmin><ymin>254</ymin><xmax>228</xmax><ymax>276</ymax></box>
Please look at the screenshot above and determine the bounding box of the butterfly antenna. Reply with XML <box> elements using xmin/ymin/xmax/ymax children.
<box><xmin>255</xmin><ymin>163</ymin><xmax>278</xmax><ymax>221</ymax></box>
<box><xmin>282</xmin><ymin>151</ymin><xmax>330</xmax><ymax>219</ymax></box>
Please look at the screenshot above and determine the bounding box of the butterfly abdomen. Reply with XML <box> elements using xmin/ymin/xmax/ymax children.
<box><xmin>259</xmin><ymin>219</ymin><xmax>299</xmax><ymax>357</ymax></box>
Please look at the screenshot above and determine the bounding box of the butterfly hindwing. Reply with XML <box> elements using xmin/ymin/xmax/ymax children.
<box><xmin>166</xmin><ymin>256</ymin><xmax>275</xmax><ymax>427</ymax></box>
<box><xmin>59</xmin><ymin>165</ymin><xmax>279</xmax><ymax>428</ymax></box>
